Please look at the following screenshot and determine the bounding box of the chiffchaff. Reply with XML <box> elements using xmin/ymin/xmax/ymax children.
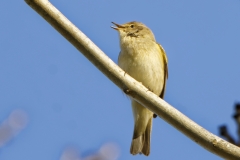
<box><xmin>111</xmin><ymin>21</ymin><xmax>168</xmax><ymax>156</ymax></box>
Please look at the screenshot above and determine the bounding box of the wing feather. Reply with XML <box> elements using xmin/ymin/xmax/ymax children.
<box><xmin>158</xmin><ymin>43</ymin><xmax>168</xmax><ymax>99</ymax></box>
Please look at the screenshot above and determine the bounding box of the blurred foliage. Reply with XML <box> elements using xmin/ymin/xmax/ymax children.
<box><xmin>60</xmin><ymin>143</ymin><xmax>120</xmax><ymax>160</ymax></box>
<box><xmin>219</xmin><ymin>103</ymin><xmax>240</xmax><ymax>146</ymax></box>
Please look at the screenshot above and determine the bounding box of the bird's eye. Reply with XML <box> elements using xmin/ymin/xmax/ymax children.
<box><xmin>130</xmin><ymin>25</ymin><xmax>134</xmax><ymax>28</ymax></box>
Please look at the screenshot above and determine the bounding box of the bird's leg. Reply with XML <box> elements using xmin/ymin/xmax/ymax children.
<box><xmin>145</xmin><ymin>86</ymin><xmax>158</xmax><ymax>118</ymax></box>
<box><xmin>123</xmin><ymin>88</ymin><xmax>131</xmax><ymax>94</ymax></box>
<box><xmin>124</xmin><ymin>71</ymin><xmax>128</xmax><ymax>76</ymax></box>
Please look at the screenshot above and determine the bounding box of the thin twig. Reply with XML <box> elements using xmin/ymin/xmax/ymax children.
<box><xmin>233</xmin><ymin>103</ymin><xmax>240</xmax><ymax>146</ymax></box>
<box><xmin>219</xmin><ymin>125</ymin><xmax>235</xmax><ymax>144</ymax></box>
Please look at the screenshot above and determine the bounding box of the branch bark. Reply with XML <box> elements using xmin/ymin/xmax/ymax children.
<box><xmin>24</xmin><ymin>0</ymin><xmax>240</xmax><ymax>159</ymax></box>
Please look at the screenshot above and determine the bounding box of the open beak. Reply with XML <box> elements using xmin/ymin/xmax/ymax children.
<box><xmin>111</xmin><ymin>22</ymin><xmax>125</xmax><ymax>30</ymax></box>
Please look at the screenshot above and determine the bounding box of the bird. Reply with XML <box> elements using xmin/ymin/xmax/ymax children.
<box><xmin>111</xmin><ymin>21</ymin><xmax>168</xmax><ymax>156</ymax></box>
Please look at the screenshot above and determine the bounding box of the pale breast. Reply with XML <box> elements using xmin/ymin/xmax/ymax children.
<box><xmin>118</xmin><ymin>39</ymin><xmax>165</xmax><ymax>96</ymax></box>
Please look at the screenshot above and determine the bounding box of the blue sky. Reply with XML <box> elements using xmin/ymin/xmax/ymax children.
<box><xmin>1</xmin><ymin>0</ymin><xmax>240</xmax><ymax>159</ymax></box>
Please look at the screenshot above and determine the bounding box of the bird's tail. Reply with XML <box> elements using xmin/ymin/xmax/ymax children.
<box><xmin>130</xmin><ymin>101</ymin><xmax>153</xmax><ymax>156</ymax></box>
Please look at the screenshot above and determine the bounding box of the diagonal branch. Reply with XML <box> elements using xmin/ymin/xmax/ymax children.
<box><xmin>24</xmin><ymin>0</ymin><xmax>240</xmax><ymax>159</ymax></box>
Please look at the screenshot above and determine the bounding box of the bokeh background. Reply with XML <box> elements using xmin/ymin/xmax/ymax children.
<box><xmin>1</xmin><ymin>0</ymin><xmax>240</xmax><ymax>159</ymax></box>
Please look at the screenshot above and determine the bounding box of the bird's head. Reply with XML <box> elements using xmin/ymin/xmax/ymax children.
<box><xmin>111</xmin><ymin>21</ymin><xmax>155</xmax><ymax>41</ymax></box>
